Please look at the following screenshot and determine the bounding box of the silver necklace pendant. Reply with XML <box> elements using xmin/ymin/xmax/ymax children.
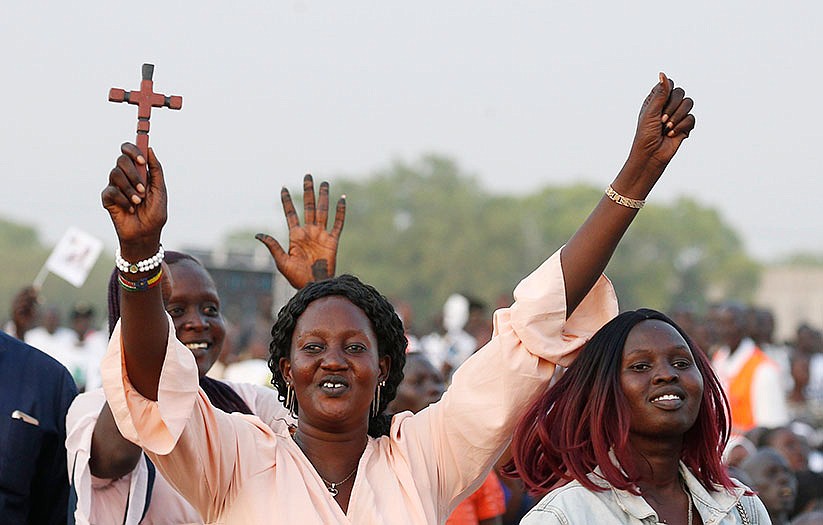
<box><xmin>320</xmin><ymin>463</ymin><xmax>359</xmax><ymax>498</ymax></box>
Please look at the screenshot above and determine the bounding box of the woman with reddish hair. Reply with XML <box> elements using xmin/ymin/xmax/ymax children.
<box><xmin>509</xmin><ymin>309</ymin><xmax>771</xmax><ymax>524</ymax></box>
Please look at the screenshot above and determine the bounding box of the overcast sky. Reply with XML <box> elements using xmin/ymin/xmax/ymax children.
<box><xmin>1</xmin><ymin>1</ymin><xmax>819</xmax><ymax>262</ymax></box>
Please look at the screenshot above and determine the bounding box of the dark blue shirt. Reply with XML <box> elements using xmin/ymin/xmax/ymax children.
<box><xmin>0</xmin><ymin>330</ymin><xmax>78</xmax><ymax>524</ymax></box>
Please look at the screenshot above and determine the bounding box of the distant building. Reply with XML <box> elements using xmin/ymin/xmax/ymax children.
<box><xmin>755</xmin><ymin>265</ymin><xmax>823</xmax><ymax>343</ymax></box>
<box><xmin>185</xmin><ymin>245</ymin><xmax>283</xmax><ymax>324</ymax></box>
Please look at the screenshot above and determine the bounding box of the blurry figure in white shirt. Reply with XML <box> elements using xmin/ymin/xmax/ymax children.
<box><xmin>48</xmin><ymin>303</ymin><xmax>107</xmax><ymax>392</ymax></box>
<box><xmin>712</xmin><ymin>302</ymin><xmax>789</xmax><ymax>432</ymax></box>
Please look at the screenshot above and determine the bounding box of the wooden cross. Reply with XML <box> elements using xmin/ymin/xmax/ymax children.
<box><xmin>109</xmin><ymin>63</ymin><xmax>183</xmax><ymax>156</ymax></box>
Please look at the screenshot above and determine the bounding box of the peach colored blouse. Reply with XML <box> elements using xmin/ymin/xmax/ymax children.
<box><xmin>102</xmin><ymin>249</ymin><xmax>618</xmax><ymax>524</ymax></box>
<box><xmin>66</xmin><ymin>382</ymin><xmax>289</xmax><ymax>524</ymax></box>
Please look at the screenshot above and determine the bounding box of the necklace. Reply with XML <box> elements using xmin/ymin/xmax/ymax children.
<box><xmin>657</xmin><ymin>478</ymin><xmax>694</xmax><ymax>525</ymax></box>
<box><xmin>292</xmin><ymin>432</ymin><xmax>364</xmax><ymax>498</ymax></box>
<box><xmin>682</xmin><ymin>479</ymin><xmax>694</xmax><ymax>525</ymax></box>
<box><xmin>319</xmin><ymin>465</ymin><xmax>358</xmax><ymax>497</ymax></box>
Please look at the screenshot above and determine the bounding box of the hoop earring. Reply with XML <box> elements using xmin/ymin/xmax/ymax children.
<box><xmin>285</xmin><ymin>382</ymin><xmax>298</xmax><ymax>419</ymax></box>
<box><xmin>371</xmin><ymin>380</ymin><xmax>386</xmax><ymax>418</ymax></box>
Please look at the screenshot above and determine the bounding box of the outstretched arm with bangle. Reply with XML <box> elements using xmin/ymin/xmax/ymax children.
<box><xmin>560</xmin><ymin>72</ymin><xmax>694</xmax><ymax>316</ymax></box>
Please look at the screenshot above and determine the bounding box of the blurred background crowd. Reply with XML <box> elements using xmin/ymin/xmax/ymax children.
<box><xmin>7</xmin><ymin>275</ymin><xmax>823</xmax><ymax>524</ymax></box>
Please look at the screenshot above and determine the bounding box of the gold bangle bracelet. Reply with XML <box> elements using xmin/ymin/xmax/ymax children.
<box><xmin>605</xmin><ymin>185</ymin><xmax>645</xmax><ymax>209</ymax></box>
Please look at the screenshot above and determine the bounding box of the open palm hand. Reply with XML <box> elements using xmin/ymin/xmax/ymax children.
<box><xmin>256</xmin><ymin>174</ymin><xmax>346</xmax><ymax>290</ymax></box>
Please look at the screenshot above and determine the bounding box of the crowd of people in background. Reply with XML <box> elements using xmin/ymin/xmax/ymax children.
<box><xmin>6</xmin><ymin>289</ymin><xmax>108</xmax><ymax>392</ymax></box>
<box><xmin>7</xmin><ymin>279</ymin><xmax>823</xmax><ymax>524</ymax></box>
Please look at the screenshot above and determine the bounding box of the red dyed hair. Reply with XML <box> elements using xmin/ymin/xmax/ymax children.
<box><xmin>504</xmin><ymin>308</ymin><xmax>735</xmax><ymax>496</ymax></box>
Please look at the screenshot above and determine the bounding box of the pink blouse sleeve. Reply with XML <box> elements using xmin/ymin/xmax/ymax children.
<box><xmin>101</xmin><ymin>316</ymin><xmax>278</xmax><ymax>521</ymax></box>
<box><xmin>391</xmin><ymin>248</ymin><xmax>618</xmax><ymax>514</ymax></box>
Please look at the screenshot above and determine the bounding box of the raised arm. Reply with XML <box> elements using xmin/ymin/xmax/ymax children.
<box><xmin>101</xmin><ymin>143</ymin><xmax>169</xmax><ymax>400</ymax></box>
<box><xmin>561</xmin><ymin>72</ymin><xmax>694</xmax><ymax>315</ymax></box>
<box><xmin>255</xmin><ymin>174</ymin><xmax>346</xmax><ymax>289</ymax></box>
<box><xmin>10</xmin><ymin>286</ymin><xmax>39</xmax><ymax>340</ymax></box>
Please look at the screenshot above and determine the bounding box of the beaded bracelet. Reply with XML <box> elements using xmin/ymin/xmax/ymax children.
<box><xmin>605</xmin><ymin>185</ymin><xmax>646</xmax><ymax>209</ymax></box>
<box><xmin>118</xmin><ymin>267</ymin><xmax>163</xmax><ymax>292</ymax></box>
<box><xmin>115</xmin><ymin>244</ymin><xmax>165</xmax><ymax>274</ymax></box>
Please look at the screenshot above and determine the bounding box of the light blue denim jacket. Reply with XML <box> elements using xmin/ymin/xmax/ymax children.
<box><xmin>520</xmin><ymin>463</ymin><xmax>771</xmax><ymax>525</ymax></box>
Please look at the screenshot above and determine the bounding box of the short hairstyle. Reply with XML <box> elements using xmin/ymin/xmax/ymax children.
<box><xmin>70</xmin><ymin>302</ymin><xmax>95</xmax><ymax>320</ymax></box>
<box><xmin>268</xmin><ymin>274</ymin><xmax>407</xmax><ymax>437</ymax></box>
<box><xmin>717</xmin><ymin>301</ymin><xmax>748</xmax><ymax>327</ymax></box>
<box><xmin>740</xmin><ymin>447</ymin><xmax>791</xmax><ymax>477</ymax></box>
<box><xmin>507</xmin><ymin>308</ymin><xmax>735</xmax><ymax>495</ymax></box>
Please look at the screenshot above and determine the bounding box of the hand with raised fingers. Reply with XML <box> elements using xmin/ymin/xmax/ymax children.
<box><xmin>101</xmin><ymin>143</ymin><xmax>167</xmax><ymax>257</ymax></box>
<box><xmin>256</xmin><ymin>174</ymin><xmax>346</xmax><ymax>290</ymax></box>
<box><xmin>628</xmin><ymin>72</ymin><xmax>696</xmax><ymax>178</ymax></box>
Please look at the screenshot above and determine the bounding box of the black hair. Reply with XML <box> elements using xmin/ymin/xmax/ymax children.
<box><xmin>268</xmin><ymin>274</ymin><xmax>407</xmax><ymax>437</ymax></box>
<box><xmin>71</xmin><ymin>302</ymin><xmax>95</xmax><ymax>320</ymax></box>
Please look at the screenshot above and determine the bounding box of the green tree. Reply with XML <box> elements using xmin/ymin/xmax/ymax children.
<box><xmin>331</xmin><ymin>156</ymin><xmax>759</xmax><ymax>329</ymax></box>
<box><xmin>607</xmin><ymin>197</ymin><xmax>760</xmax><ymax>310</ymax></box>
<box><xmin>335</xmin><ymin>155</ymin><xmax>504</xmax><ymax>331</ymax></box>
<box><xmin>781</xmin><ymin>253</ymin><xmax>823</xmax><ymax>265</ymax></box>
<box><xmin>0</xmin><ymin>217</ymin><xmax>113</xmax><ymax>332</ymax></box>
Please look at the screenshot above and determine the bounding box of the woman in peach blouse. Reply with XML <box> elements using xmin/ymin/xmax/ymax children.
<box><xmin>100</xmin><ymin>72</ymin><xmax>694</xmax><ymax>523</ymax></box>
<box><xmin>68</xmin><ymin>176</ymin><xmax>342</xmax><ymax>524</ymax></box>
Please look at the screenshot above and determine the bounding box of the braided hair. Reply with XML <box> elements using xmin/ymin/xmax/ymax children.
<box><xmin>106</xmin><ymin>251</ymin><xmax>252</xmax><ymax>416</ymax></box>
<box><xmin>268</xmin><ymin>274</ymin><xmax>407</xmax><ymax>437</ymax></box>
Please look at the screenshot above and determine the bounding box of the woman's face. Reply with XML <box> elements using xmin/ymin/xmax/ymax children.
<box><xmin>280</xmin><ymin>296</ymin><xmax>390</xmax><ymax>431</ymax></box>
<box><xmin>620</xmin><ymin>320</ymin><xmax>704</xmax><ymax>440</ymax></box>
<box><xmin>166</xmin><ymin>260</ymin><xmax>226</xmax><ymax>378</ymax></box>
<box><xmin>388</xmin><ymin>354</ymin><xmax>445</xmax><ymax>415</ymax></box>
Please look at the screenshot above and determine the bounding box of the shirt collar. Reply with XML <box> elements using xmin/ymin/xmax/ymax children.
<box><xmin>591</xmin><ymin>462</ymin><xmax>746</xmax><ymax>521</ymax></box>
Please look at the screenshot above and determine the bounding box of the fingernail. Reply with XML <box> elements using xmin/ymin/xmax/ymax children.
<box><xmin>667</xmin><ymin>129</ymin><xmax>676</xmax><ymax>137</ymax></box>
<box><xmin>254</xmin><ymin>233</ymin><xmax>264</xmax><ymax>241</ymax></box>
<box><xmin>666</xmin><ymin>121</ymin><xmax>674</xmax><ymax>129</ymax></box>
<box><xmin>137</xmin><ymin>155</ymin><xmax>146</xmax><ymax>165</ymax></box>
<box><xmin>131</xmin><ymin>195</ymin><xmax>142</xmax><ymax>204</ymax></box>
<box><xmin>136</xmin><ymin>183</ymin><xmax>145</xmax><ymax>193</ymax></box>
<box><xmin>661</xmin><ymin>114</ymin><xmax>669</xmax><ymax>123</ymax></box>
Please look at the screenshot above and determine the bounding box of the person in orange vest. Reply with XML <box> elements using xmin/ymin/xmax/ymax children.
<box><xmin>711</xmin><ymin>302</ymin><xmax>788</xmax><ymax>432</ymax></box>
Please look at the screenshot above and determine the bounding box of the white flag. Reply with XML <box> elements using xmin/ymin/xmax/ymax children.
<box><xmin>44</xmin><ymin>227</ymin><xmax>104</xmax><ymax>287</ymax></box>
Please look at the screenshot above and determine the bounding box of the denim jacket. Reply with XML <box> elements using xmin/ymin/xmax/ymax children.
<box><xmin>520</xmin><ymin>463</ymin><xmax>771</xmax><ymax>525</ymax></box>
